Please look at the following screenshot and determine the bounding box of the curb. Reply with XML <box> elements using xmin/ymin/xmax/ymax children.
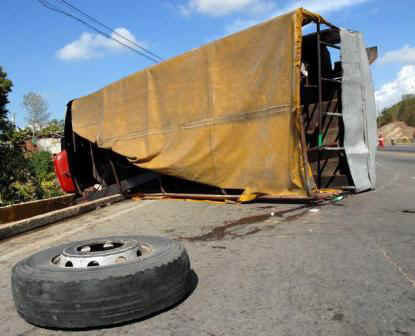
<box><xmin>0</xmin><ymin>194</ymin><xmax>125</xmax><ymax>241</ymax></box>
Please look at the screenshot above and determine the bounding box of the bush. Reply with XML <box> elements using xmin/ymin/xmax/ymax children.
<box><xmin>27</xmin><ymin>151</ymin><xmax>63</xmax><ymax>199</ymax></box>
<box><xmin>0</xmin><ymin>149</ymin><xmax>64</xmax><ymax>206</ymax></box>
<box><xmin>0</xmin><ymin>144</ymin><xmax>32</xmax><ymax>205</ymax></box>
<box><xmin>28</xmin><ymin>151</ymin><xmax>54</xmax><ymax>182</ymax></box>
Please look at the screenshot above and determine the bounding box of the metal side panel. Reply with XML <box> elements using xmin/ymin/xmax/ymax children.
<box><xmin>340</xmin><ymin>29</ymin><xmax>377</xmax><ymax>192</ymax></box>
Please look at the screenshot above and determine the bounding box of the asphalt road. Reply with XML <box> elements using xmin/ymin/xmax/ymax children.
<box><xmin>380</xmin><ymin>145</ymin><xmax>415</xmax><ymax>153</ymax></box>
<box><xmin>1</xmin><ymin>150</ymin><xmax>415</xmax><ymax>336</ymax></box>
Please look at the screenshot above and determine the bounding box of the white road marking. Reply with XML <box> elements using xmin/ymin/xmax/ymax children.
<box><xmin>0</xmin><ymin>200</ymin><xmax>155</xmax><ymax>262</ymax></box>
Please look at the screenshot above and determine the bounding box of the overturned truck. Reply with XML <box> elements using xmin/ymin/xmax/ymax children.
<box><xmin>54</xmin><ymin>8</ymin><xmax>377</xmax><ymax>202</ymax></box>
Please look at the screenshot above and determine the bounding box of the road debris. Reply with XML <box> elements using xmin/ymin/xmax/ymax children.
<box><xmin>309</xmin><ymin>208</ymin><xmax>320</xmax><ymax>213</ymax></box>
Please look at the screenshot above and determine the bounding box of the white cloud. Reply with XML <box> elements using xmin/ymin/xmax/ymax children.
<box><xmin>375</xmin><ymin>65</ymin><xmax>415</xmax><ymax>111</ymax></box>
<box><xmin>57</xmin><ymin>27</ymin><xmax>144</xmax><ymax>60</ymax></box>
<box><xmin>273</xmin><ymin>0</ymin><xmax>369</xmax><ymax>17</ymax></box>
<box><xmin>381</xmin><ymin>45</ymin><xmax>415</xmax><ymax>65</ymax></box>
<box><xmin>181</xmin><ymin>0</ymin><xmax>275</xmax><ymax>16</ymax></box>
<box><xmin>225</xmin><ymin>0</ymin><xmax>369</xmax><ymax>34</ymax></box>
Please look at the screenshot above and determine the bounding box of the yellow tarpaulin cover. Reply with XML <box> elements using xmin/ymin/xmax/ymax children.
<box><xmin>72</xmin><ymin>9</ymin><xmax>324</xmax><ymax>199</ymax></box>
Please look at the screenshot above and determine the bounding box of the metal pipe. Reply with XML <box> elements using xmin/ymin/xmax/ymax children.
<box><xmin>317</xmin><ymin>21</ymin><xmax>323</xmax><ymax>189</ymax></box>
<box><xmin>109</xmin><ymin>159</ymin><xmax>123</xmax><ymax>195</ymax></box>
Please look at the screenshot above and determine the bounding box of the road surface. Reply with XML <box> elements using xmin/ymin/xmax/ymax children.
<box><xmin>380</xmin><ymin>145</ymin><xmax>415</xmax><ymax>153</ymax></box>
<box><xmin>1</xmin><ymin>150</ymin><xmax>415</xmax><ymax>336</ymax></box>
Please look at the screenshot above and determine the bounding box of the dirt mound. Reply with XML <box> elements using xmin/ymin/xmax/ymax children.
<box><xmin>378</xmin><ymin>121</ymin><xmax>415</xmax><ymax>144</ymax></box>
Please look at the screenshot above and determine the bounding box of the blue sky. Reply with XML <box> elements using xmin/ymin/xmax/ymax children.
<box><xmin>2</xmin><ymin>0</ymin><xmax>415</xmax><ymax>127</ymax></box>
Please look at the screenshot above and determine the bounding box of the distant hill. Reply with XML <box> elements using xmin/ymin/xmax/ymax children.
<box><xmin>378</xmin><ymin>95</ymin><xmax>415</xmax><ymax>127</ymax></box>
<box><xmin>378</xmin><ymin>121</ymin><xmax>415</xmax><ymax>144</ymax></box>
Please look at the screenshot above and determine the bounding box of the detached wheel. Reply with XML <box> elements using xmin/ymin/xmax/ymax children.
<box><xmin>11</xmin><ymin>236</ymin><xmax>191</xmax><ymax>329</ymax></box>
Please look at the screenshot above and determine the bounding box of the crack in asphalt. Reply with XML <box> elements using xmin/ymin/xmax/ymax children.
<box><xmin>378</xmin><ymin>245</ymin><xmax>415</xmax><ymax>288</ymax></box>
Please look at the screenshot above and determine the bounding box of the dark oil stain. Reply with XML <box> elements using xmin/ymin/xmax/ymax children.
<box><xmin>180</xmin><ymin>205</ymin><xmax>311</xmax><ymax>242</ymax></box>
<box><xmin>284</xmin><ymin>210</ymin><xmax>310</xmax><ymax>222</ymax></box>
<box><xmin>212</xmin><ymin>246</ymin><xmax>227</xmax><ymax>249</ymax></box>
<box><xmin>228</xmin><ymin>227</ymin><xmax>262</xmax><ymax>239</ymax></box>
<box><xmin>395</xmin><ymin>329</ymin><xmax>410</xmax><ymax>336</ymax></box>
<box><xmin>227</xmin><ymin>213</ymin><xmax>272</xmax><ymax>226</ymax></box>
<box><xmin>244</xmin><ymin>227</ymin><xmax>262</xmax><ymax>236</ymax></box>
<box><xmin>332</xmin><ymin>313</ymin><xmax>344</xmax><ymax>321</ymax></box>
<box><xmin>179</xmin><ymin>213</ymin><xmax>271</xmax><ymax>241</ymax></box>
<box><xmin>262</xmin><ymin>224</ymin><xmax>276</xmax><ymax>231</ymax></box>
<box><xmin>402</xmin><ymin>209</ymin><xmax>415</xmax><ymax>214</ymax></box>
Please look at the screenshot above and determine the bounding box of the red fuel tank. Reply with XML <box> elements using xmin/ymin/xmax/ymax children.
<box><xmin>53</xmin><ymin>150</ymin><xmax>76</xmax><ymax>193</ymax></box>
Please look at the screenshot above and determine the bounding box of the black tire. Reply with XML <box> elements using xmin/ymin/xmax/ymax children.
<box><xmin>11</xmin><ymin>236</ymin><xmax>191</xmax><ymax>329</ymax></box>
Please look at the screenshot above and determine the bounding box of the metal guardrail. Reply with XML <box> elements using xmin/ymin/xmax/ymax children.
<box><xmin>0</xmin><ymin>194</ymin><xmax>76</xmax><ymax>225</ymax></box>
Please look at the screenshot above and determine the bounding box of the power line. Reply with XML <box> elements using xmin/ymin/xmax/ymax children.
<box><xmin>56</xmin><ymin>0</ymin><xmax>163</xmax><ymax>62</ymax></box>
<box><xmin>38</xmin><ymin>0</ymin><xmax>161</xmax><ymax>63</ymax></box>
<box><xmin>37</xmin><ymin>0</ymin><xmax>161</xmax><ymax>63</ymax></box>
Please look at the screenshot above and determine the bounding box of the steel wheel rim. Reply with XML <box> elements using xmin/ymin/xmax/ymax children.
<box><xmin>50</xmin><ymin>238</ymin><xmax>152</xmax><ymax>268</ymax></box>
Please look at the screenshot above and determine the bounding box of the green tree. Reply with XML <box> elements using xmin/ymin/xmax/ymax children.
<box><xmin>22</xmin><ymin>91</ymin><xmax>50</xmax><ymax>135</ymax></box>
<box><xmin>0</xmin><ymin>67</ymin><xmax>30</xmax><ymax>205</ymax></box>
<box><xmin>377</xmin><ymin>108</ymin><xmax>393</xmax><ymax>127</ymax></box>
<box><xmin>0</xmin><ymin>66</ymin><xmax>13</xmax><ymax>141</ymax></box>
<box><xmin>28</xmin><ymin>151</ymin><xmax>62</xmax><ymax>199</ymax></box>
<box><xmin>0</xmin><ymin>69</ymin><xmax>63</xmax><ymax>205</ymax></box>
<box><xmin>39</xmin><ymin>119</ymin><xmax>64</xmax><ymax>137</ymax></box>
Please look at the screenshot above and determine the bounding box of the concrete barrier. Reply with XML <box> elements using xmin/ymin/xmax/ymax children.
<box><xmin>0</xmin><ymin>194</ymin><xmax>125</xmax><ymax>241</ymax></box>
